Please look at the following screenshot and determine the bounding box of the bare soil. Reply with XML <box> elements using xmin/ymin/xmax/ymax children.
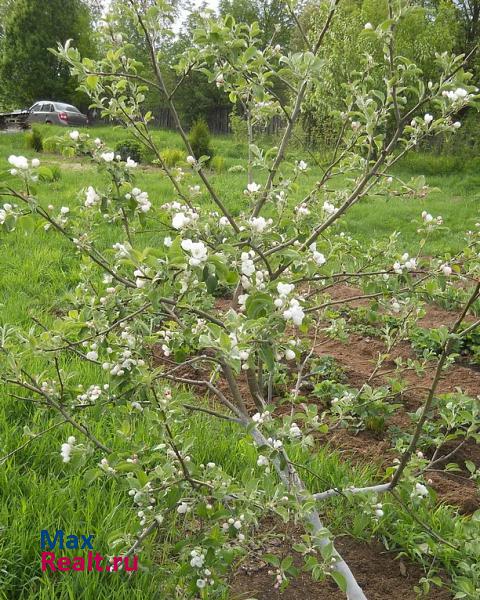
<box><xmin>294</xmin><ymin>283</ymin><xmax>479</xmax><ymax>512</ymax></box>
<box><xmin>231</xmin><ymin>533</ymin><xmax>452</xmax><ymax>600</ymax></box>
<box><xmin>155</xmin><ymin>285</ymin><xmax>479</xmax><ymax>598</ymax></box>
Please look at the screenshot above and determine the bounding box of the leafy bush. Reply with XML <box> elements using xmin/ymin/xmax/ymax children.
<box><xmin>43</xmin><ymin>136</ymin><xmax>61</xmax><ymax>154</ymax></box>
<box><xmin>309</xmin><ymin>355</ymin><xmax>346</xmax><ymax>383</ymax></box>
<box><xmin>397</xmin><ymin>152</ymin><xmax>480</xmax><ymax>176</ymax></box>
<box><xmin>25</xmin><ymin>126</ymin><xmax>43</xmax><ymax>152</ymax></box>
<box><xmin>37</xmin><ymin>164</ymin><xmax>62</xmax><ymax>182</ymax></box>
<box><xmin>160</xmin><ymin>148</ymin><xmax>185</xmax><ymax>167</ymax></box>
<box><xmin>188</xmin><ymin>119</ymin><xmax>214</xmax><ymax>163</ymax></box>
<box><xmin>114</xmin><ymin>138</ymin><xmax>143</xmax><ymax>163</ymax></box>
<box><xmin>210</xmin><ymin>155</ymin><xmax>226</xmax><ymax>172</ymax></box>
<box><xmin>229</xmin><ymin>111</ymin><xmax>248</xmax><ymax>142</ymax></box>
<box><xmin>397</xmin><ymin>153</ymin><xmax>463</xmax><ymax>176</ymax></box>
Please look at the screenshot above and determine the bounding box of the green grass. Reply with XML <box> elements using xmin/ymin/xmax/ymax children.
<box><xmin>0</xmin><ymin>124</ymin><xmax>478</xmax><ymax>599</ymax></box>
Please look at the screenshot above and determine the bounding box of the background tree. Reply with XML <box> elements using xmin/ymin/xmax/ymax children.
<box><xmin>297</xmin><ymin>0</ymin><xmax>459</xmax><ymax>146</ymax></box>
<box><xmin>218</xmin><ymin>0</ymin><xmax>299</xmax><ymax>47</ymax></box>
<box><xmin>0</xmin><ymin>0</ymin><xmax>96</xmax><ymax>110</ymax></box>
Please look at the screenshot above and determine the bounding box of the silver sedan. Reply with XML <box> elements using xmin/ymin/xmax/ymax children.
<box><xmin>27</xmin><ymin>101</ymin><xmax>88</xmax><ymax>126</ymax></box>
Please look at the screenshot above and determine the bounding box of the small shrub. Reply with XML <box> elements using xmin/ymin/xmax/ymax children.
<box><xmin>410</xmin><ymin>326</ymin><xmax>462</xmax><ymax>357</ymax></box>
<box><xmin>189</xmin><ymin>119</ymin><xmax>214</xmax><ymax>164</ymax></box>
<box><xmin>160</xmin><ymin>148</ymin><xmax>185</xmax><ymax>167</ymax></box>
<box><xmin>309</xmin><ymin>355</ymin><xmax>346</xmax><ymax>383</ymax></box>
<box><xmin>397</xmin><ymin>153</ymin><xmax>463</xmax><ymax>176</ymax></box>
<box><xmin>43</xmin><ymin>136</ymin><xmax>61</xmax><ymax>154</ymax></box>
<box><xmin>210</xmin><ymin>155</ymin><xmax>225</xmax><ymax>172</ymax></box>
<box><xmin>465</xmin><ymin>157</ymin><xmax>480</xmax><ymax>173</ymax></box>
<box><xmin>114</xmin><ymin>138</ymin><xmax>143</xmax><ymax>163</ymax></box>
<box><xmin>38</xmin><ymin>164</ymin><xmax>62</xmax><ymax>182</ymax></box>
<box><xmin>229</xmin><ymin>111</ymin><xmax>248</xmax><ymax>142</ymax></box>
<box><xmin>228</xmin><ymin>164</ymin><xmax>246</xmax><ymax>173</ymax></box>
<box><xmin>25</xmin><ymin>126</ymin><xmax>43</xmax><ymax>152</ymax></box>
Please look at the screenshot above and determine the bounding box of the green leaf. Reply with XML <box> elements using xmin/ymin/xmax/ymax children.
<box><xmin>86</xmin><ymin>74</ymin><xmax>99</xmax><ymax>90</ymax></box>
<box><xmin>258</xmin><ymin>343</ymin><xmax>275</xmax><ymax>371</ymax></box>
<box><xmin>205</xmin><ymin>273</ymin><xmax>218</xmax><ymax>294</ymax></box>
<box><xmin>331</xmin><ymin>570</ymin><xmax>347</xmax><ymax>593</ymax></box>
<box><xmin>465</xmin><ymin>460</ymin><xmax>476</xmax><ymax>474</ymax></box>
<box><xmin>263</xmin><ymin>553</ymin><xmax>280</xmax><ymax>567</ymax></box>
<box><xmin>245</xmin><ymin>292</ymin><xmax>274</xmax><ymax>319</ymax></box>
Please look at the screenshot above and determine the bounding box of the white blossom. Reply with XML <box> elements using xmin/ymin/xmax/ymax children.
<box><xmin>190</xmin><ymin>552</ymin><xmax>205</xmax><ymax>568</ymax></box>
<box><xmin>249</xmin><ymin>216</ymin><xmax>271</xmax><ymax>233</ymax></box>
<box><xmin>411</xmin><ymin>482</ymin><xmax>429</xmax><ymax>499</ymax></box>
<box><xmin>297</xmin><ymin>160</ymin><xmax>308</xmax><ymax>171</ymax></box>
<box><xmin>289</xmin><ymin>423</ymin><xmax>302</xmax><ymax>438</ymax></box>
<box><xmin>364</xmin><ymin>22</ymin><xmax>373</xmax><ymax>30</ymax></box>
<box><xmin>295</xmin><ymin>203</ymin><xmax>310</xmax><ymax>217</ymax></box>
<box><xmin>277</xmin><ymin>282</ymin><xmax>294</xmax><ymax>297</ymax></box>
<box><xmin>391</xmin><ymin>300</ymin><xmax>401</xmax><ymax>313</ymax></box>
<box><xmin>442</xmin><ymin>87</ymin><xmax>468</xmax><ymax>102</ymax></box>
<box><xmin>245</xmin><ymin>182</ymin><xmax>261</xmax><ymax>194</ymax></box>
<box><xmin>323</xmin><ymin>201</ymin><xmax>337</xmax><ymax>216</ymax></box>
<box><xmin>69</xmin><ymin>130</ymin><xmax>80</xmax><ymax>141</ymax></box>
<box><xmin>424</xmin><ymin>113</ymin><xmax>434</xmax><ymax>125</ymax></box>
<box><xmin>421</xmin><ymin>211</ymin><xmax>443</xmax><ymax>227</ymax></box>
<box><xmin>283</xmin><ymin>298</ymin><xmax>305</xmax><ymax>326</ymax></box>
<box><xmin>31</xmin><ymin>158</ymin><xmax>40</xmax><ymax>168</ymax></box>
<box><xmin>241</xmin><ymin>252</ymin><xmax>256</xmax><ymax>277</ymax></box>
<box><xmin>134</xmin><ymin>268</ymin><xmax>148</xmax><ymax>288</ymax></box>
<box><xmin>84</xmin><ymin>186</ymin><xmax>100</xmax><ymax>208</ymax></box>
<box><xmin>285</xmin><ymin>348</ymin><xmax>296</xmax><ymax>361</ymax></box>
<box><xmin>441</xmin><ymin>263</ymin><xmax>452</xmax><ymax>276</ymax></box>
<box><xmin>252</xmin><ymin>411</ymin><xmax>271</xmax><ymax>425</ymax></box>
<box><xmin>0</xmin><ymin>203</ymin><xmax>14</xmax><ymax>225</ymax></box>
<box><xmin>177</xmin><ymin>501</ymin><xmax>190</xmax><ymax>514</ymax></box>
<box><xmin>219</xmin><ymin>216</ymin><xmax>230</xmax><ymax>227</ymax></box>
<box><xmin>172</xmin><ymin>212</ymin><xmax>189</xmax><ymax>229</ymax></box>
<box><xmin>8</xmin><ymin>155</ymin><xmax>29</xmax><ymax>170</ymax></box>
<box><xmin>60</xmin><ymin>436</ymin><xmax>76</xmax><ymax>462</ymax></box>
<box><xmin>126</xmin><ymin>156</ymin><xmax>138</xmax><ymax>168</ymax></box>
<box><xmin>309</xmin><ymin>243</ymin><xmax>326</xmax><ymax>266</ymax></box>
<box><xmin>101</xmin><ymin>152</ymin><xmax>115</xmax><ymax>162</ymax></box>
<box><xmin>131</xmin><ymin>187</ymin><xmax>151</xmax><ymax>212</ymax></box>
<box><xmin>181</xmin><ymin>239</ymin><xmax>208</xmax><ymax>266</ymax></box>
<box><xmin>167</xmin><ymin>206</ymin><xmax>199</xmax><ymax>229</ymax></box>
<box><xmin>257</xmin><ymin>455</ymin><xmax>269</xmax><ymax>467</ymax></box>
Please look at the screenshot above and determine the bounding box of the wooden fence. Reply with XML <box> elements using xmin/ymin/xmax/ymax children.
<box><xmin>90</xmin><ymin>107</ymin><xmax>286</xmax><ymax>136</ymax></box>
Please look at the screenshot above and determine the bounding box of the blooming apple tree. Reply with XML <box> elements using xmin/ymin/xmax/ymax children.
<box><xmin>1</xmin><ymin>1</ymin><xmax>480</xmax><ymax>598</ymax></box>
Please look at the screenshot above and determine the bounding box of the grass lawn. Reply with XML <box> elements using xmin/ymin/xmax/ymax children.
<box><xmin>0</xmin><ymin>124</ymin><xmax>478</xmax><ymax>599</ymax></box>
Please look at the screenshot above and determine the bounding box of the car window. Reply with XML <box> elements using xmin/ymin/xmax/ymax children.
<box><xmin>42</xmin><ymin>104</ymin><xmax>53</xmax><ymax>112</ymax></box>
<box><xmin>56</xmin><ymin>103</ymin><xmax>81</xmax><ymax>113</ymax></box>
<box><xmin>30</xmin><ymin>103</ymin><xmax>41</xmax><ymax>111</ymax></box>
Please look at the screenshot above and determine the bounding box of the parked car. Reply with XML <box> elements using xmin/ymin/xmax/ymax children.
<box><xmin>27</xmin><ymin>101</ymin><xmax>88</xmax><ymax>126</ymax></box>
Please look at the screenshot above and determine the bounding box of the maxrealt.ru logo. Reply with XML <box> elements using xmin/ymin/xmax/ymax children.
<box><xmin>41</xmin><ymin>530</ymin><xmax>138</xmax><ymax>572</ymax></box>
